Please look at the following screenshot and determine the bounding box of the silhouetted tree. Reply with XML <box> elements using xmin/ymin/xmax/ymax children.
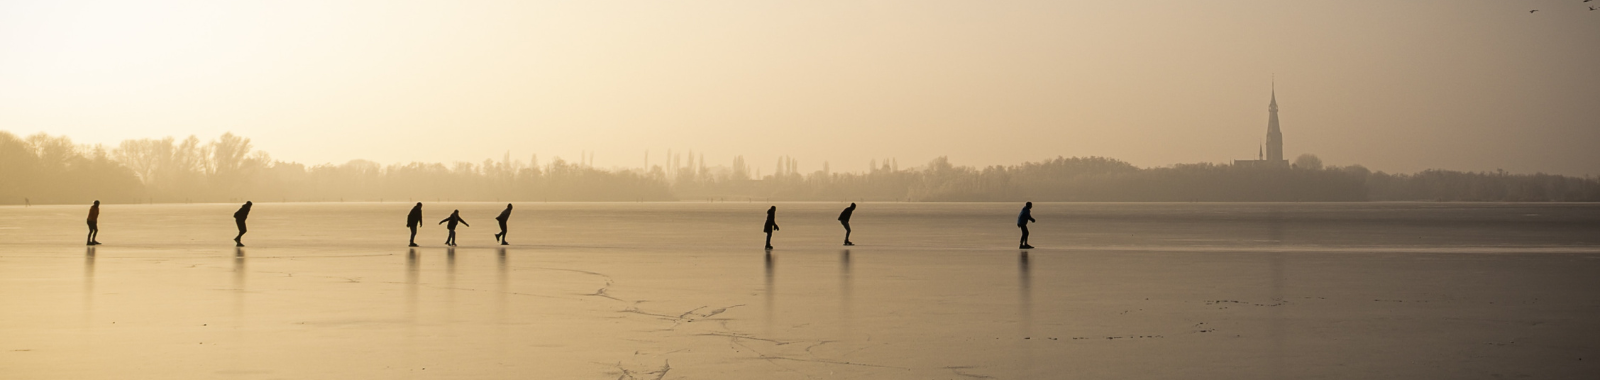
<box><xmin>1295</xmin><ymin>154</ymin><xmax>1323</xmax><ymax>170</ymax></box>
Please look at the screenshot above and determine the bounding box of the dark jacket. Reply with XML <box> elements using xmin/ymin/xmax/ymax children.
<box><xmin>763</xmin><ymin>209</ymin><xmax>779</xmax><ymax>233</ymax></box>
<box><xmin>495</xmin><ymin>206</ymin><xmax>512</xmax><ymax>222</ymax></box>
<box><xmin>837</xmin><ymin>204</ymin><xmax>856</xmax><ymax>222</ymax></box>
<box><xmin>234</xmin><ymin>203</ymin><xmax>252</xmax><ymax>221</ymax></box>
<box><xmin>1017</xmin><ymin>207</ymin><xmax>1034</xmax><ymax>226</ymax></box>
<box><xmin>439</xmin><ymin>212</ymin><xmax>469</xmax><ymax>230</ymax></box>
<box><xmin>407</xmin><ymin>204</ymin><xmax>423</xmax><ymax>227</ymax></box>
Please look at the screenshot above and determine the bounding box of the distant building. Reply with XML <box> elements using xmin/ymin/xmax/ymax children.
<box><xmin>1234</xmin><ymin>83</ymin><xmax>1289</xmax><ymax>167</ymax></box>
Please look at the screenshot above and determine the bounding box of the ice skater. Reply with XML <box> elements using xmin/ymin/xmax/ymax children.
<box><xmin>439</xmin><ymin>209</ymin><xmax>469</xmax><ymax>246</ymax></box>
<box><xmin>493</xmin><ymin>203</ymin><xmax>513</xmax><ymax>245</ymax></box>
<box><xmin>406</xmin><ymin>202</ymin><xmax>424</xmax><ymax>247</ymax></box>
<box><xmin>763</xmin><ymin>206</ymin><xmax>780</xmax><ymax>250</ymax></box>
<box><xmin>86</xmin><ymin>200</ymin><xmax>101</xmax><ymax>245</ymax></box>
<box><xmin>837</xmin><ymin>203</ymin><xmax>856</xmax><ymax>246</ymax></box>
<box><xmin>233</xmin><ymin>201</ymin><xmax>252</xmax><ymax>247</ymax></box>
<box><xmin>1017</xmin><ymin>202</ymin><xmax>1035</xmax><ymax>249</ymax></box>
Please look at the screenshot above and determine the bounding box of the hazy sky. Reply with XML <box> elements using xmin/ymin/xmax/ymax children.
<box><xmin>2</xmin><ymin>0</ymin><xmax>1596</xmax><ymax>175</ymax></box>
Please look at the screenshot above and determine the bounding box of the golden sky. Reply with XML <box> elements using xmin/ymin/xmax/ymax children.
<box><xmin>1</xmin><ymin>0</ymin><xmax>1596</xmax><ymax>175</ymax></box>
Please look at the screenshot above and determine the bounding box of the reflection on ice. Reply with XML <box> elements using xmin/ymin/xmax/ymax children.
<box><xmin>83</xmin><ymin>245</ymin><xmax>95</xmax><ymax>283</ymax></box>
<box><xmin>406</xmin><ymin>247</ymin><xmax>419</xmax><ymax>322</ymax></box>
<box><xmin>233</xmin><ymin>247</ymin><xmax>245</xmax><ymax>288</ymax></box>
<box><xmin>232</xmin><ymin>247</ymin><xmax>246</xmax><ymax>313</ymax></box>
<box><xmin>447</xmin><ymin>246</ymin><xmax>457</xmax><ymax>273</ymax></box>
<box><xmin>497</xmin><ymin>247</ymin><xmax>509</xmax><ymax>322</ymax></box>
<box><xmin>764</xmin><ymin>251</ymin><xmax>775</xmax><ymax>337</ymax></box>
<box><xmin>83</xmin><ymin>246</ymin><xmax>95</xmax><ymax>327</ymax></box>
<box><xmin>1018</xmin><ymin>250</ymin><xmax>1033</xmax><ymax>372</ymax></box>
<box><xmin>840</xmin><ymin>249</ymin><xmax>852</xmax><ymax>339</ymax></box>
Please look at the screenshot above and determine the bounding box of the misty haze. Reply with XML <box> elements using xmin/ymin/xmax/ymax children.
<box><xmin>2</xmin><ymin>1</ymin><xmax>1598</xmax><ymax>379</ymax></box>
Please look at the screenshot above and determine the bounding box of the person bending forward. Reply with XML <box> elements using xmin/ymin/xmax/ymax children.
<box><xmin>234</xmin><ymin>201</ymin><xmax>252</xmax><ymax>247</ymax></box>
<box><xmin>493</xmin><ymin>203</ymin><xmax>513</xmax><ymax>245</ymax></box>
<box><xmin>406</xmin><ymin>203</ymin><xmax>424</xmax><ymax>247</ymax></box>
<box><xmin>837</xmin><ymin>203</ymin><xmax>856</xmax><ymax>246</ymax></box>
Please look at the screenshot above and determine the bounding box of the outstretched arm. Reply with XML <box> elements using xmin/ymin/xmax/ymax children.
<box><xmin>461</xmin><ymin>220</ymin><xmax>469</xmax><ymax>227</ymax></box>
<box><xmin>439</xmin><ymin>218</ymin><xmax>447</xmax><ymax>225</ymax></box>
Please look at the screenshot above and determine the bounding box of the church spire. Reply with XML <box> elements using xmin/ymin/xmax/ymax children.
<box><xmin>1269</xmin><ymin>75</ymin><xmax>1278</xmax><ymax>112</ymax></box>
<box><xmin>1264</xmin><ymin>77</ymin><xmax>1284</xmax><ymax>162</ymax></box>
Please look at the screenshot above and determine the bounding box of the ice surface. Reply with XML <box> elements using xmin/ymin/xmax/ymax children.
<box><xmin>1</xmin><ymin>202</ymin><xmax>1598</xmax><ymax>379</ymax></box>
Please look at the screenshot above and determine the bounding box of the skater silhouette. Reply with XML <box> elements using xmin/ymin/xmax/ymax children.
<box><xmin>763</xmin><ymin>206</ymin><xmax>780</xmax><ymax>250</ymax></box>
<box><xmin>439</xmin><ymin>210</ymin><xmax>469</xmax><ymax>246</ymax></box>
<box><xmin>233</xmin><ymin>201</ymin><xmax>252</xmax><ymax>247</ymax></box>
<box><xmin>406</xmin><ymin>202</ymin><xmax>423</xmax><ymax>247</ymax></box>
<box><xmin>86</xmin><ymin>200</ymin><xmax>101</xmax><ymax>245</ymax></box>
<box><xmin>838</xmin><ymin>203</ymin><xmax>856</xmax><ymax>246</ymax></box>
<box><xmin>493</xmin><ymin>203</ymin><xmax>513</xmax><ymax>245</ymax></box>
<box><xmin>1017</xmin><ymin>202</ymin><xmax>1035</xmax><ymax>249</ymax></box>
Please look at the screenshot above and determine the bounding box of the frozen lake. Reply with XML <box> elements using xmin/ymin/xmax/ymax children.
<box><xmin>2</xmin><ymin>202</ymin><xmax>1599</xmax><ymax>379</ymax></box>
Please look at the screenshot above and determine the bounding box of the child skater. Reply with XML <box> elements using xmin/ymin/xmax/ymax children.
<box><xmin>439</xmin><ymin>210</ymin><xmax>469</xmax><ymax>246</ymax></box>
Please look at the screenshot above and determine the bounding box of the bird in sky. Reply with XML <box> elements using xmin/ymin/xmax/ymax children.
<box><xmin>1529</xmin><ymin>9</ymin><xmax>1539</xmax><ymax>13</ymax></box>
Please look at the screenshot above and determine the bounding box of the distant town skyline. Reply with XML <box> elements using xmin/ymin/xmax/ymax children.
<box><xmin>2</xmin><ymin>1</ymin><xmax>1596</xmax><ymax>176</ymax></box>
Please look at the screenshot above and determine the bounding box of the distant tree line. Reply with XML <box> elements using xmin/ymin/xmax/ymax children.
<box><xmin>0</xmin><ymin>131</ymin><xmax>669</xmax><ymax>204</ymax></box>
<box><xmin>0</xmin><ymin>132</ymin><xmax>145</xmax><ymax>204</ymax></box>
<box><xmin>1</xmin><ymin>131</ymin><xmax>1596</xmax><ymax>204</ymax></box>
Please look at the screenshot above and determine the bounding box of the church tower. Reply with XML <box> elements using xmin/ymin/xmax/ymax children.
<box><xmin>1265</xmin><ymin>81</ymin><xmax>1284</xmax><ymax>162</ymax></box>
